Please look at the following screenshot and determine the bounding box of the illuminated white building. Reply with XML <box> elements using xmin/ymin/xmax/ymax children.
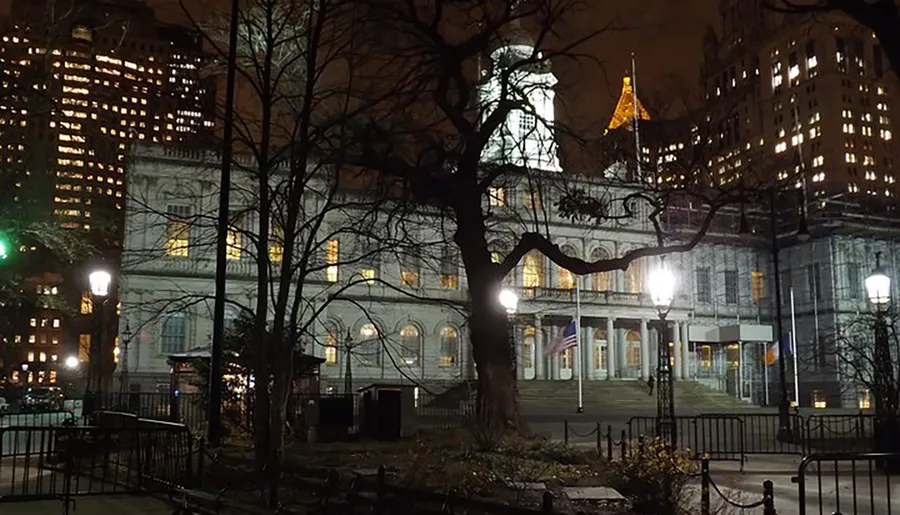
<box><xmin>480</xmin><ymin>22</ymin><xmax>561</xmax><ymax>172</ymax></box>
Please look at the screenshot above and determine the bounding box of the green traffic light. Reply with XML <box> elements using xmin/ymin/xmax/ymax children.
<box><xmin>0</xmin><ymin>238</ymin><xmax>7</xmax><ymax>260</ymax></box>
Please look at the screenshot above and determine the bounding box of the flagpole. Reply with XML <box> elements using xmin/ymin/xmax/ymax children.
<box><xmin>790</xmin><ymin>287</ymin><xmax>800</xmax><ymax>407</ymax></box>
<box><xmin>576</xmin><ymin>280</ymin><xmax>584</xmax><ymax>413</ymax></box>
<box><xmin>630</xmin><ymin>52</ymin><xmax>643</xmax><ymax>183</ymax></box>
<box><xmin>763</xmin><ymin>343</ymin><xmax>770</xmax><ymax>406</ymax></box>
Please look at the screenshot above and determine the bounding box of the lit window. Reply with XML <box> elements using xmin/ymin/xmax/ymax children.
<box><xmin>488</xmin><ymin>187</ymin><xmax>505</xmax><ymax>207</ymax></box>
<box><xmin>400</xmin><ymin>251</ymin><xmax>420</xmax><ymax>287</ymax></box>
<box><xmin>399</xmin><ymin>325</ymin><xmax>421</xmax><ymax>366</ymax></box>
<box><xmin>812</xmin><ymin>155</ymin><xmax>824</xmax><ymax>167</ymax></box>
<box><xmin>39</xmin><ymin>352</ymin><xmax>46</xmax><ymax>362</ymax></box>
<box><xmin>29</xmin><ymin>318</ymin><xmax>36</xmax><ymax>327</ymax></box>
<box><xmin>269</xmin><ymin>223</ymin><xmax>284</xmax><ymax>263</ymax></box>
<box><xmin>49</xmin><ymin>371</ymin><xmax>57</xmax><ymax>384</ymax></box>
<box><xmin>27</xmin><ymin>352</ymin><xmax>34</xmax><ymax>362</ymax></box>
<box><xmin>558</xmin><ymin>266</ymin><xmax>575</xmax><ymax>290</ymax></box>
<box><xmin>324</xmin><ymin>331</ymin><xmax>338</xmax><ymax>365</ymax></box>
<box><xmin>325</xmin><ymin>239</ymin><xmax>339</xmax><ymax>282</ymax></box>
<box><xmin>165</xmin><ymin>205</ymin><xmax>191</xmax><ymax>257</ymax></box>
<box><xmin>751</xmin><ymin>271</ymin><xmax>764</xmax><ymax>304</ymax></box>
<box><xmin>524</xmin><ymin>188</ymin><xmax>541</xmax><ymax>210</ymax></box>
<box><xmin>859</xmin><ymin>390</ymin><xmax>871</xmax><ymax>410</ymax></box>
<box><xmin>80</xmin><ymin>292</ymin><xmax>92</xmax><ymax>314</ymax></box>
<box><xmin>439</xmin><ymin>247</ymin><xmax>458</xmax><ymax>289</ymax></box>
<box><xmin>226</xmin><ymin>215</ymin><xmax>242</xmax><ymax>260</ymax></box>
<box><xmin>358</xmin><ymin>323</ymin><xmax>381</xmax><ymax>366</ymax></box>
<box><xmin>523</xmin><ymin>251</ymin><xmax>544</xmax><ymax>288</ymax></box>
<box><xmin>812</xmin><ymin>390</ymin><xmax>827</xmax><ymax>409</ymax></box>
<box><xmin>52</xmin><ymin>319</ymin><xmax>60</xmax><ymax>328</ymax></box>
<box><xmin>439</xmin><ymin>327</ymin><xmax>459</xmax><ymax>367</ymax></box>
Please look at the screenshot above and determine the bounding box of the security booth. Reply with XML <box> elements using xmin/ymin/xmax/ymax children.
<box><xmin>358</xmin><ymin>383</ymin><xmax>417</xmax><ymax>440</ymax></box>
<box><xmin>168</xmin><ymin>347</ymin><xmax>326</xmax><ymax>432</ymax></box>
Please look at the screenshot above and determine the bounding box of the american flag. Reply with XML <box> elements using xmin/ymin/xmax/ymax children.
<box><xmin>546</xmin><ymin>320</ymin><xmax>577</xmax><ymax>355</ymax></box>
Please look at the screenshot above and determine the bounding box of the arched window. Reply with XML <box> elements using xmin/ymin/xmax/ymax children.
<box><xmin>523</xmin><ymin>251</ymin><xmax>544</xmax><ymax>288</ymax></box>
<box><xmin>223</xmin><ymin>309</ymin><xmax>238</xmax><ymax>335</ymax></box>
<box><xmin>593</xmin><ymin>328</ymin><xmax>608</xmax><ymax>371</ymax></box>
<box><xmin>324</xmin><ymin>326</ymin><xmax>339</xmax><ymax>365</ymax></box>
<box><xmin>590</xmin><ymin>247</ymin><xmax>612</xmax><ymax>292</ymax></box>
<box><xmin>358</xmin><ymin>323</ymin><xmax>381</xmax><ymax>366</ymax></box>
<box><xmin>160</xmin><ymin>313</ymin><xmax>186</xmax><ymax>354</ymax></box>
<box><xmin>557</xmin><ymin>245</ymin><xmax>577</xmax><ymax>290</ymax></box>
<box><xmin>399</xmin><ymin>325</ymin><xmax>421</xmax><ymax>366</ymax></box>
<box><xmin>625</xmin><ymin>330</ymin><xmax>641</xmax><ymax>367</ymax></box>
<box><xmin>625</xmin><ymin>257</ymin><xmax>645</xmax><ymax>294</ymax></box>
<box><xmin>439</xmin><ymin>327</ymin><xmax>459</xmax><ymax>367</ymax></box>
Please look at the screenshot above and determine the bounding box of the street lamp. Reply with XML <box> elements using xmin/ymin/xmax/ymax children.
<box><xmin>499</xmin><ymin>288</ymin><xmax>519</xmax><ymax>384</ymax></box>
<box><xmin>88</xmin><ymin>268</ymin><xmax>112</xmax><ymax>409</ymax></box>
<box><xmin>866</xmin><ymin>252</ymin><xmax>893</xmax><ymax>455</ymax></box>
<box><xmin>648</xmin><ymin>256</ymin><xmax>677</xmax><ymax>447</ymax></box>
<box><xmin>64</xmin><ymin>356</ymin><xmax>80</xmax><ymax>370</ymax></box>
<box><xmin>499</xmin><ymin>288</ymin><xmax>519</xmax><ymax>315</ymax></box>
<box><xmin>89</xmin><ymin>271</ymin><xmax>112</xmax><ymax>297</ymax></box>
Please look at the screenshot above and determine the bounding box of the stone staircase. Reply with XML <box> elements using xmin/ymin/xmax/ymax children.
<box><xmin>517</xmin><ymin>380</ymin><xmax>762</xmax><ymax>417</ymax></box>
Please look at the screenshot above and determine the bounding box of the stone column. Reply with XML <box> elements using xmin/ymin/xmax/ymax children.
<box><xmin>673</xmin><ymin>320</ymin><xmax>683</xmax><ymax>380</ymax></box>
<box><xmin>640</xmin><ymin>318</ymin><xmax>650</xmax><ymax>380</ymax></box>
<box><xmin>606</xmin><ymin>317</ymin><xmax>616</xmax><ymax>380</ymax></box>
<box><xmin>549</xmin><ymin>325</ymin><xmax>559</xmax><ymax>380</ymax></box>
<box><xmin>681</xmin><ymin>322</ymin><xmax>691</xmax><ymax>379</ymax></box>
<box><xmin>584</xmin><ymin>323</ymin><xmax>594</xmax><ymax>380</ymax></box>
<box><xmin>534</xmin><ymin>316</ymin><xmax>544</xmax><ymax>380</ymax></box>
<box><xmin>617</xmin><ymin>327</ymin><xmax>626</xmax><ymax>373</ymax></box>
<box><xmin>514</xmin><ymin>321</ymin><xmax>524</xmax><ymax>380</ymax></box>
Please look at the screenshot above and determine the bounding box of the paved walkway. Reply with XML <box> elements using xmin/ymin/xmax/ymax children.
<box><xmin>3</xmin><ymin>495</ymin><xmax>174</xmax><ymax>514</ymax></box>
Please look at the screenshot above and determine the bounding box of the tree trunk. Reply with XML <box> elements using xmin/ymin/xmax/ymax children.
<box><xmin>253</xmin><ymin>330</ymin><xmax>271</xmax><ymax>473</ymax></box>
<box><xmin>455</xmin><ymin>201</ymin><xmax>520</xmax><ymax>431</ymax></box>
<box><xmin>266</xmin><ymin>342</ymin><xmax>293</xmax><ymax>506</ymax></box>
<box><xmin>469</xmin><ymin>285</ymin><xmax>519</xmax><ymax>431</ymax></box>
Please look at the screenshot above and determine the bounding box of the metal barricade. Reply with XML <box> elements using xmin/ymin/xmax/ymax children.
<box><xmin>794</xmin><ymin>452</ymin><xmax>900</xmax><ymax>514</ymax></box>
<box><xmin>0</xmin><ymin>422</ymin><xmax>194</xmax><ymax>510</ymax></box>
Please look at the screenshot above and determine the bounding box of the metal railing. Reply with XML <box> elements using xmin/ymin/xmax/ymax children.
<box><xmin>794</xmin><ymin>452</ymin><xmax>900</xmax><ymax>515</ymax></box>
<box><xmin>0</xmin><ymin>421</ymin><xmax>194</xmax><ymax>513</ymax></box>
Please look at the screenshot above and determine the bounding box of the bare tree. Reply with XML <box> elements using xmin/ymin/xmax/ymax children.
<box><xmin>327</xmin><ymin>0</ymin><xmax>785</xmax><ymax>430</ymax></box>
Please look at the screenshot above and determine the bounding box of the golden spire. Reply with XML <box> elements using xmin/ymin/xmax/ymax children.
<box><xmin>606</xmin><ymin>73</ymin><xmax>650</xmax><ymax>133</ymax></box>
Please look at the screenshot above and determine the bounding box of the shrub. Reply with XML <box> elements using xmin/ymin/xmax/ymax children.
<box><xmin>607</xmin><ymin>437</ymin><xmax>698</xmax><ymax>515</ymax></box>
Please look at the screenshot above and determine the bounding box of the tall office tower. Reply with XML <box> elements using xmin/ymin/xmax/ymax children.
<box><xmin>701</xmin><ymin>1</ymin><xmax>898</xmax><ymax>215</ymax></box>
<box><xmin>0</xmin><ymin>0</ymin><xmax>215</xmax><ymax>239</ymax></box>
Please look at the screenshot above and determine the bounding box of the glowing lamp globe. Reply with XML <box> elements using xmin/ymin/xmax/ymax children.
<box><xmin>89</xmin><ymin>270</ymin><xmax>112</xmax><ymax>297</ymax></box>
<box><xmin>866</xmin><ymin>266</ymin><xmax>891</xmax><ymax>305</ymax></box>
<box><xmin>498</xmin><ymin>288</ymin><xmax>519</xmax><ymax>315</ymax></box>
<box><xmin>648</xmin><ymin>259</ymin><xmax>676</xmax><ymax>310</ymax></box>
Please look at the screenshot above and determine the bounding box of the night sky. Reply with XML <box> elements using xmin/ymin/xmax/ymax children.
<box><xmin>1</xmin><ymin>0</ymin><xmax>720</xmax><ymax>134</ymax></box>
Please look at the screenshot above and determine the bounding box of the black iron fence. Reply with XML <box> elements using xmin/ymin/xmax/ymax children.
<box><xmin>0</xmin><ymin>411</ymin><xmax>76</xmax><ymax>429</ymax></box>
<box><xmin>0</xmin><ymin>421</ymin><xmax>194</xmax><ymax>512</ymax></box>
<box><xmin>795</xmin><ymin>452</ymin><xmax>900</xmax><ymax>515</ymax></box>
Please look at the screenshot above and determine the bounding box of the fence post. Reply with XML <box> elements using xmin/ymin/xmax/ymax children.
<box><xmin>595</xmin><ymin>422</ymin><xmax>602</xmax><ymax>456</ymax></box>
<box><xmin>376</xmin><ymin>465</ymin><xmax>386</xmax><ymax>515</ymax></box>
<box><xmin>700</xmin><ymin>458</ymin><xmax>710</xmax><ymax>515</ymax></box>
<box><xmin>638</xmin><ymin>435</ymin><xmax>645</xmax><ymax>454</ymax></box>
<box><xmin>563</xmin><ymin>420</ymin><xmax>569</xmax><ymax>446</ymax></box>
<box><xmin>762</xmin><ymin>479</ymin><xmax>776</xmax><ymax>515</ymax></box>
<box><xmin>541</xmin><ymin>491</ymin><xmax>553</xmax><ymax>513</ymax></box>
<box><xmin>620</xmin><ymin>429</ymin><xmax>627</xmax><ymax>458</ymax></box>
<box><xmin>196</xmin><ymin>437</ymin><xmax>206</xmax><ymax>488</ymax></box>
<box><xmin>606</xmin><ymin>425</ymin><xmax>613</xmax><ymax>459</ymax></box>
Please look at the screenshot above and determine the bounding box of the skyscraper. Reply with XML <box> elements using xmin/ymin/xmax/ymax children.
<box><xmin>0</xmin><ymin>0</ymin><xmax>216</xmax><ymax>386</ymax></box>
<box><xmin>0</xmin><ymin>0</ymin><xmax>215</xmax><ymax>238</ymax></box>
<box><xmin>701</xmin><ymin>1</ymin><xmax>897</xmax><ymax>214</ymax></box>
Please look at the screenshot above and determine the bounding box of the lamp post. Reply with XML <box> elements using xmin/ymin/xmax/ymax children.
<box><xmin>648</xmin><ymin>256</ymin><xmax>676</xmax><ymax>447</ymax></box>
<box><xmin>740</xmin><ymin>190</ymin><xmax>808</xmax><ymax>442</ymax></box>
<box><xmin>88</xmin><ymin>269</ymin><xmax>111</xmax><ymax>407</ymax></box>
<box><xmin>865</xmin><ymin>252</ymin><xmax>893</xmax><ymax>454</ymax></box>
<box><xmin>499</xmin><ymin>288</ymin><xmax>519</xmax><ymax>380</ymax></box>
<box><xmin>120</xmin><ymin>321</ymin><xmax>132</xmax><ymax>394</ymax></box>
